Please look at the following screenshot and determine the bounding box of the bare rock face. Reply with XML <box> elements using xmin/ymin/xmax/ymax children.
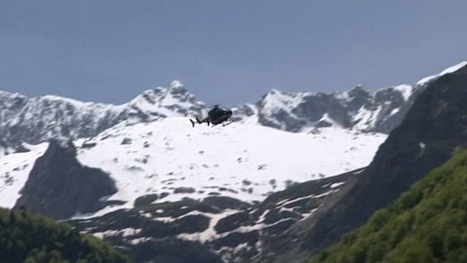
<box><xmin>14</xmin><ymin>139</ymin><xmax>118</xmax><ymax>220</ymax></box>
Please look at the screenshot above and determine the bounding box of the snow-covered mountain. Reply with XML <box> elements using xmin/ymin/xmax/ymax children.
<box><xmin>0</xmin><ymin>82</ymin><xmax>408</xmax><ymax>147</ymax></box>
<box><xmin>69</xmin><ymin>170</ymin><xmax>358</xmax><ymax>263</ymax></box>
<box><xmin>0</xmin><ymin>117</ymin><xmax>386</xmax><ymax>213</ymax></box>
<box><xmin>1</xmin><ymin>60</ymin><xmax>466</xmax><ymax>262</ymax></box>
<box><xmin>2</xmin><ymin>62</ymin><xmax>465</xmax><ymax>147</ymax></box>
<box><xmin>233</xmin><ymin>84</ymin><xmax>413</xmax><ymax>133</ymax></box>
<box><xmin>234</xmin><ymin>62</ymin><xmax>466</xmax><ymax>134</ymax></box>
<box><xmin>0</xmin><ymin>117</ymin><xmax>386</xmax><ymax>262</ymax></box>
<box><xmin>0</xmin><ymin>80</ymin><xmax>206</xmax><ymax>145</ymax></box>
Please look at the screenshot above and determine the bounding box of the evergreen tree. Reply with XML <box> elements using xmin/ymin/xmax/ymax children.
<box><xmin>0</xmin><ymin>208</ymin><xmax>133</xmax><ymax>263</ymax></box>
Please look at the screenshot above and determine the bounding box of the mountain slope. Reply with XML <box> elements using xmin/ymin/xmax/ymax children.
<box><xmin>304</xmin><ymin>61</ymin><xmax>467</xmax><ymax>253</ymax></box>
<box><xmin>310</xmin><ymin>148</ymin><xmax>467</xmax><ymax>263</ymax></box>
<box><xmin>0</xmin><ymin>207</ymin><xmax>132</xmax><ymax>263</ymax></box>
<box><xmin>0</xmin><ymin>117</ymin><xmax>386</xmax><ymax>217</ymax></box>
<box><xmin>256</xmin><ymin>60</ymin><xmax>467</xmax><ymax>263</ymax></box>
<box><xmin>68</xmin><ymin>169</ymin><xmax>358</xmax><ymax>263</ymax></box>
<box><xmin>0</xmin><ymin>116</ymin><xmax>386</xmax><ymax>263</ymax></box>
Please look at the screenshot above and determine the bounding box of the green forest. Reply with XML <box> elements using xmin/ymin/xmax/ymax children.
<box><xmin>0</xmin><ymin>207</ymin><xmax>133</xmax><ymax>263</ymax></box>
<box><xmin>310</xmin><ymin>147</ymin><xmax>467</xmax><ymax>263</ymax></box>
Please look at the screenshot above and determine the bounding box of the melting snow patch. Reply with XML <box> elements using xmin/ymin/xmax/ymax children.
<box><xmin>93</xmin><ymin>228</ymin><xmax>141</xmax><ymax>239</ymax></box>
<box><xmin>330</xmin><ymin>182</ymin><xmax>345</xmax><ymax>188</ymax></box>
<box><xmin>392</xmin><ymin>84</ymin><xmax>413</xmax><ymax>101</ymax></box>
<box><xmin>177</xmin><ymin>210</ymin><xmax>240</xmax><ymax>243</ymax></box>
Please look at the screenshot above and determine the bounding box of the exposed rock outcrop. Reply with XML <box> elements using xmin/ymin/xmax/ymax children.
<box><xmin>14</xmin><ymin>139</ymin><xmax>118</xmax><ymax>220</ymax></box>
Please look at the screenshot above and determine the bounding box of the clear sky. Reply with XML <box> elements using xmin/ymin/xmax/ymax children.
<box><xmin>1</xmin><ymin>1</ymin><xmax>466</xmax><ymax>107</ymax></box>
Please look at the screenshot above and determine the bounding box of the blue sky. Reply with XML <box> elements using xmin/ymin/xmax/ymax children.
<box><xmin>1</xmin><ymin>1</ymin><xmax>466</xmax><ymax>107</ymax></box>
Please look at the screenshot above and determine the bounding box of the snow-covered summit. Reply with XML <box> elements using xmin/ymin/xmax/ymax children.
<box><xmin>169</xmin><ymin>79</ymin><xmax>185</xmax><ymax>89</ymax></box>
<box><xmin>128</xmin><ymin>80</ymin><xmax>206</xmax><ymax>120</ymax></box>
<box><xmin>0</xmin><ymin>81</ymin><xmax>206</xmax><ymax>145</ymax></box>
<box><xmin>417</xmin><ymin>61</ymin><xmax>467</xmax><ymax>86</ymax></box>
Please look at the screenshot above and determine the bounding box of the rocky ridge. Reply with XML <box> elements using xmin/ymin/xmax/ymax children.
<box><xmin>4</xmin><ymin>63</ymin><xmax>461</xmax><ymax>146</ymax></box>
<box><xmin>0</xmin><ymin>80</ymin><xmax>206</xmax><ymax>145</ymax></box>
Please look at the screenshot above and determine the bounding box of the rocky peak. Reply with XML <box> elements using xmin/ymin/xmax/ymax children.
<box><xmin>14</xmin><ymin>139</ymin><xmax>118</xmax><ymax>220</ymax></box>
<box><xmin>127</xmin><ymin>80</ymin><xmax>206</xmax><ymax>119</ymax></box>
<box><xmin>166</xmin><ymin>80</ymin><xmax>202</xmax><ymax>105</ymax></box>
<box><xmin>169</xmin><ymin>79</ymin><xmax>186</xmax><ymax>90</ymax></box>
<box><xmin>346</xmin><ymin>84</ymin><xmax>371</xmax><ymax>98</ymax></box>
<box><xmin>47</xmin><ymin>138</ymin><xmax>77</xmax><ymax>156</ymax></box>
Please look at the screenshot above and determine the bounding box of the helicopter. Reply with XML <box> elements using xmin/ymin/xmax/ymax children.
<box><xmin>190</xmin><ymin>105</ymin><xmax>233</xmax><ymax>127</ymax></box>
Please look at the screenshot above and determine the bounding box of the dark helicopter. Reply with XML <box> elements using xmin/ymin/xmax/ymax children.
<box><xmin>190</xmin><ymin>105</ymin><xmax>233</xmax><ymax>127</ymax></box>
